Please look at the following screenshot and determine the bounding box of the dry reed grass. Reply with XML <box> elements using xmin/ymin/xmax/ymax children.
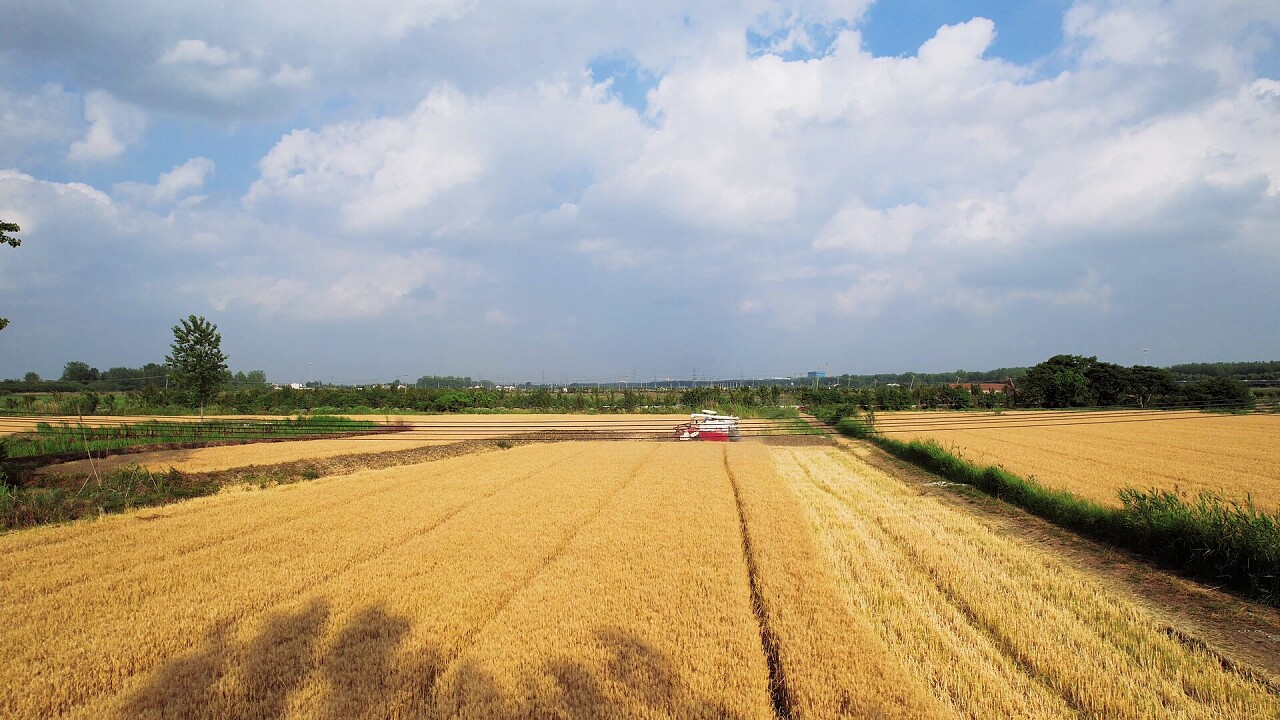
<box><xmin>779</xmin><ymin>444</ymin><xmax>1280</xmax><ymax>719</ymax></box>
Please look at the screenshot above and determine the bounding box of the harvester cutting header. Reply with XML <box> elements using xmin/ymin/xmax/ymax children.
<box><xmin>674</xmin><ymin>411</ymin><xmax>742</xmax><ymax>441</ymax></box>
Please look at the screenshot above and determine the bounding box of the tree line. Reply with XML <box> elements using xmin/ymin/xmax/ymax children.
<box><xmin>797</xmin><ymin>354</ymin><xmax>1255</xmax><ymax>411</ymax></box>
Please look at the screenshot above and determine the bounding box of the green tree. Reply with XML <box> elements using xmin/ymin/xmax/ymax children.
<box><xmin>0</xmin><ymin>220</ymin><xmax>20</xmax><ymax>331</ymax></box>
<box><xmin>1022</xmin><ymin>355</ymin><xmax>1097</xmax><ymax>408</ymax></box>
<box><xmin>61</xmin><ymin>361</ymin><xmax>100</xmax><ymax>383</ymax></box>
<box><xmin>22</xmin><ymin>371</ymin><xmax>40</xmax><ymax>382</ymax></box>
<box><xmin>1084</xmin><ymin>361</ymin><xmax>1131</xmax><ymax>406</ymax></box>
<box><xmin>165</xmin><ymin>315</ymin><xmax>230</xmax><ymax>418</ymax></box>
<box><xmin>1128</xmin><ymin>365</ymin><xmax>1177</xmax><ymax>408</ymax></box>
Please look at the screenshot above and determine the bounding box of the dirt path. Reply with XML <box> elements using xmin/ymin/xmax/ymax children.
<box><xmin>845</xmin><ymin>437</ymin><xmax>1280</xmax><ymax>683</ymax></box>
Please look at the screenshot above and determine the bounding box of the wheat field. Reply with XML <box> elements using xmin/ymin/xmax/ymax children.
<box><xmin>2</xmin><ymin>439</ymin><xmax>1276</xmax><ymax>718</ymax></box>
<box><xmin>779</xmin><ymin>443</ymin><xmax>1279</xmax><ymax>719</ymax></box>
<box><xmin>881</xmin><ymin>411</ymin><xmax>1280</xmax><ymax>510</ymax></box>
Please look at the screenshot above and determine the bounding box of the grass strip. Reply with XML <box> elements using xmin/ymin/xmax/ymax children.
<box><xmin>818</xmin><ymin>410</ymin><xmax>1280</xmax><ymax>606</ymax></box>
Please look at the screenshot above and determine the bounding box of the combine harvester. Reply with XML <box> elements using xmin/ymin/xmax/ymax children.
<box><xmin>673</xmin><ymin>410</ymin><xmax>742</xmax><ymax>442</ymax></box>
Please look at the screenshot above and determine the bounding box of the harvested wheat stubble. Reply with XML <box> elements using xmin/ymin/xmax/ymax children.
<box><xmin>0</xmin><ymin>442</ymin><xmax>793</xmax><ymax>719</ymax></box>
<box><xmin>724</xmin><ymin>443</ymin><xmax>945</xmax><ymax>719</ymax></box>
<box><xmin>780</xmin><ymin>444</ymin><xmax>1280</xmax><ymax>719</ymax></box>
<box><xmin>435</xmin><ymin>442</ymin><xmax>775</xmax><ymax>719</ymax></box>
<box><xmin>1</xmin><ymin>443</ymin><xmax>588</xmax><ymax>718</ymax></box>
<box><xmin>885</xmin><ymin>411</ymin><xmax>1280</xmax><ymax>510</ymax></box>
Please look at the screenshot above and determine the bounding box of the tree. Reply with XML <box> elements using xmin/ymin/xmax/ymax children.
<box><xmin>0</xmin><ymin>220</ymin><xmax>20</xmax><ymax>332</ymax></box>
<box><xmin>1022</xmin><ymin>355</ymin><xmax>1097</xmax><ymax>408</ymax></box>
<box><xmin>1128</xmin><ymin>365</ymin><xmax>1177</xmax><ymax>408</ymax></box>
<box><xmin>61</xmin><ymin>361</ymin><xmax>100</xmax><ymax>383</ymax></box>
<box><xmin>165</xmin><ymin>315</ymin><xmax>230</xmax><ymax>418</ymax></box>
<box><xmin>23</xmin><ymin>371</ymin><xmax>40</xmax><ymax>383</ymax></box>
<box><xmin>1084</xmin><ymin>361</ymin><xmax>1131</xmax><ymax>406</ymax></box>
<box><xmin>0</xmin><ymin>221</ymin><xmax>19</xmax><ymax>248</ymax></box>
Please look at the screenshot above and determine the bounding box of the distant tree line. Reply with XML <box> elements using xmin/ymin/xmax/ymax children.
<box><xmin>799</xmin><ymin>355</ymin><xmax>1255</xmax><ymax>412</ymax></box>
<box><xmin>0</xmin><ymin>347</ymin><xmax>1268</xmax><ymax>416</ymax></box>
<box><xmin>829</xmin><ymin>367</ymin><xmax>1028</xmax><ymax>388</ymax></box>
<box><xmin>1166</xmin><ymin>360</ymin><xmax>1280</xmax><ymax>381</ymax></box>
<box><xmin>1018</xmin><ymin>355</ymin><xmax>1252</xmax><ymax>409</ymax></box>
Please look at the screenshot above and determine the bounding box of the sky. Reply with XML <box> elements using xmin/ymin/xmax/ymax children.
<box><xmin>1</xmin><ymin>0</ymin><xmax>1278</xmax><ymax>385</ymax></box>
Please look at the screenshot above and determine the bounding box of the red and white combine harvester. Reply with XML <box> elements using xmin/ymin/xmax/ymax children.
<box><xmin>674</xmin><ymin>410</ymin><xmax>742</xmax><ymax>442</ymax></box>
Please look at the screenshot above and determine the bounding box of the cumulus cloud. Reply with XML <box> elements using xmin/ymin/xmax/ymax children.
<box><xmin>152</xmin><ymin>38</ymin><xmax>312</xmax><ymax>111</ymax></box>
<box><xmin>246</xmin><ymin>79</ymin><xmax>646</xmax><ymax>237</ymax></box>
<box><xmin>0</xmin><ymin>84</ymin><xmax>83</xmax><ymax>166</ymax></box>
<box><xmin>114</xmin><ymin>157</ymin><xmax>215</xmax><ymax>206</ymax></box>
<box><xmin>67</xmin><ymin>91</ymin><xmax>146</xmax><ymax>162</ymax></box>
<box><xmin>2</xmin><ymin>1</ymin><xmax>1280</xmax><ymax>379</ymax></box>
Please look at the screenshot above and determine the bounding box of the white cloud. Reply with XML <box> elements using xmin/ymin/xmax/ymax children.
<box><xmin>67</xmin><ymin>91</ymin><xmax>146</xmax><ymax>162</ymax></box>
<box><xmin>114</xmin><ymin>157</ymin><xmax>215</xmax><ymax>206</ymax></box>
<box><xmin>484</xmin><ymin>309</ymin><xmax>515</xmax><ymax>326</ymax></box>
<box><xmin>153</xmin><ymin>38</ymin><xmax>312</xmax><ymax>109</ymax></box>
<box><xmin>161</xmin><ymin>39</ymin><xmax>240</xmax><ymax>67</ymax></box>
<box><xmin>0</xmin><ymin>84</ymin><xmax>82</xmax><ymax>165</ymax></box>
<box><xmin>833</xmin><ymin>269</ymin><xmax>922</xmax><ymax>318</ymax></box>
<box><xmin>4</xmin><ymin>2</ymin><xmax>1280</xmax><ymax>377</ymax></box>
<box><xmin>247</xmin><ymin>79</ymin><xmax>645</xmax><ymax>236</ymax></box>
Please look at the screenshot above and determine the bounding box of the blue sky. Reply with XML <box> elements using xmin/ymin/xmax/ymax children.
<box><xmin>2</xmin><ymin>1</ymin><xmax>1279</xmax><ymax>384</ymax></box>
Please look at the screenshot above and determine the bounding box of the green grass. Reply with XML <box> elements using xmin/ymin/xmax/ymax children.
<box><xmin>3</xmin><ymin>415</ymin><xmax>380</xmax><ymax>460</ymax></box>
<box><xmin>818</xmin><ymin>407</ymin><xmax>1280</xmax><ymax>606</ymax></box>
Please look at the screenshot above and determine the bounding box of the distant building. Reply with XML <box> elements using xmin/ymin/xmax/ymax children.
<box><xmin>806</xmin><ymin>371</ymin><xmax>826</xmax><ymax>379</ymax></box>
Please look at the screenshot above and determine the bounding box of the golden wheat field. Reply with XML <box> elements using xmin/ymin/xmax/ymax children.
<box><xmin>881</xmin><ymin>410</ymin><xmax>1280</xmax><ymax>510</ymax></box>
<box><xmin>3</xmin><ymin>437</ymin><xmax>1277</xmax><ymax>719</ymax></box>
